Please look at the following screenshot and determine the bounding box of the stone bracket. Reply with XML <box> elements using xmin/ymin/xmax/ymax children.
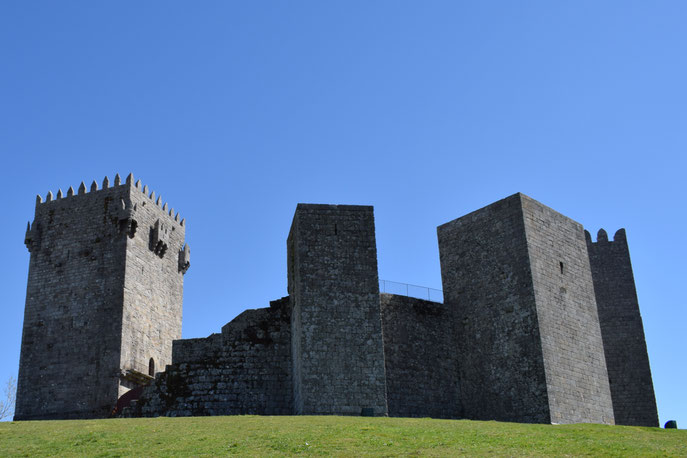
<box><xmin>118</xmin><ymin>199</ymin><xmax>138</xmax><ymax>238</ymax></box>
<box><xmin>178</xmin><ymin>244</ymin><xmax>190</xmax><ymax>274</ymax></box>
<box><xmin>24</xmin><ymin>221</ymin><xmax>40</xmax><ymax>252</ymax></box>
<box><xmin>149</xmin><ymin>219</ymin><xmax>169</xmax><ymax>258</ymax></box>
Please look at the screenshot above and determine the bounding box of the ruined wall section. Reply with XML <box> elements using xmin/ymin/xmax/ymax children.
<box><xmin>586</xmin><ymin>229</ymin><xmax>658</xmax><ymax>426</ymax></box>
<box><xmin>130</xmin><ymin>297</ymin><xmax>292</xmax><ymax>417</ymax></box>
<box><xmin>288</xmin><ymin>204</ymin><xmax>387</xmax><ymax>416</ymax></box>
<box><xmin>438</xmin><ymin>194</ymin><xmax>550</xmax><ymax>423</ymax></box>
<box><xmin>120</xmin><ymin>177</ymin><xmax>186</xmax><ymax>395</ymax></box>
<box><xmin>16</xmin><ymin>179</ymin><xmax>130</xmax><ymax>420</ymax></box>
<box><xmin>521</xmin><ymin>196</ymin><xmax>614</xmax><ymax>425</ymax></box>
<box><xmin>380</xmin><ymin>294</ymin><xmax>459</xmax><ymax>419</ymax></box>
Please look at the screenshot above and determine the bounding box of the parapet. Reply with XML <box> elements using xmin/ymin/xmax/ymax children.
<box><xmin>585</xmin><ymin>228</ymin><xmax>627</xmax><ymax>245</ymax></box>
<box><xmin>33</xmin><ymin>173</ymin><xmax>185</xmax><ymax>227</ymax></box>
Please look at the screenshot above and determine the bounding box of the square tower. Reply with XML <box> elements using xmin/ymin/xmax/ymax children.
<box><xmin>287</xmin><ymin>204</ymin><xmax>387</xmax><ymax>416</ymax></box>
<box><xmin>15</xmin><ymin>174</ymin><xmax>188</xmax><ymax>420</ymax></box>
<box><xmin>438</xmin><ymin>193</ymin><xmax>614</xmax><ymax>424</ymax></box>
<box><xmin>586</xmin><ymin>229</ymin><xmax>658</xmax><ymax>426</ymax></box>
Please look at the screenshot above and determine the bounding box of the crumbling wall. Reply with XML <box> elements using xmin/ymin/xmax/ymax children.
<box><xmin>129</xmin><ymin>297</ymin><xmax>292</xmax><ymax>417</ymax></box>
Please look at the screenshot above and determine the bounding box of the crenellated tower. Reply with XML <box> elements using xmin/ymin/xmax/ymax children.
<box><xmin>585</xmin><ymin>228</ymin><xmax>658</xmax><ymax>427</ymax></box>
<box><xmin>15</xmin><ymin>173</ymin><xmax>190</xmax><ymax>420</ymax></box>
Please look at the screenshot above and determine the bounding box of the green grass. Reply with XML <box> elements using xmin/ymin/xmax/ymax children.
<box><xmin>0</xmin><ymin>416</ymin><xmax>684</xmax><ymax>457</ymax></box>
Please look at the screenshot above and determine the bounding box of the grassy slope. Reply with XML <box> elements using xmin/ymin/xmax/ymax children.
<box><xmin>0</xmin><ymin>416</ymin><xmax>685</xmax><ymax>457</ymax></box>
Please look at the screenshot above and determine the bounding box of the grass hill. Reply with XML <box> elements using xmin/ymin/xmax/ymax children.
<box><xmin>0</xmin><ymin>415</ymin><xmax>684</xmax><ymax>456</ymax></box>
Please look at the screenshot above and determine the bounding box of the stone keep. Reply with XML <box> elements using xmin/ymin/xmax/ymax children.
<box><xmin>438</xmin><ymin>193</ymin><xmax>615</xmax><ymax>424</ymax></box>
<box><xmin>16</xmin><ymin>174</ymin><xmax>189</xmax><ymax>420</ymax></box>
<box><xmin>287</xmin><ymin>204</ymin><xmax>388</xmax><ymax>416</ymax></box>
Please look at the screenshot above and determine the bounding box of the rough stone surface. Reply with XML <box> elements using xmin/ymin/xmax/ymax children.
<box><xmin>288</xmin><ymin>204</ymin><xmax>388</xmax><ymax>416</ymax></box>
<box><xmin>128</xmin><ymin>297</ymin><xmax>292</xmax><ymax>417</ymax></box>
<box><xmin>120</xmin><ymin>181</ymin><xmax>186</xmax><ymax>397</ymax></box>
<box><xmin>438</xmin><ymin>193</ymin><xmax>614</xmax><ymax>425</ymax></box>
<box><xmin>586</xmin><ymin>229</ymin><xmax>659</xmax><ymax>427</ymax></box>
<box><xmin>15</xmin><ymin>177</ymin><xmax>186</xmax><ymax>420</ymax></box>
<box><xmin>521</xmin><ymin>195</ymin><xmax>614</xmax><ymax>425</ymax></box>
<box><xmin>380</xmin><ymin>294</ymin><xmax>459</xmax><ymax>419</ymax></box>
<box><xmin>438</xmin><ymin>194</ymin><xmax>551</xmax><ymax>423</ymax></box>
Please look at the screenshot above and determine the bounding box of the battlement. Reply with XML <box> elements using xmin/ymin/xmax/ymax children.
<box><xmin>34</xmin><ymin>173</ymin><xmax>185</xmax><ymax>227</ymax></box>
<box><xmin>585</xmin><ymin>228</ymin><xmax>627</xmax><ymax>244</ymax></box>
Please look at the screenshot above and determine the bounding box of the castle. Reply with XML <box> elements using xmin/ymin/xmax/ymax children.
<box><xmin>15</xmin><ymin>175</ymin><xmax>659</xmax><ymax>426</ymax></box>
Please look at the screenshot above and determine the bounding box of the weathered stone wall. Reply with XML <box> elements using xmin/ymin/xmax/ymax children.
<box><xmin>130</xmin><ymin>297</ymin><xmax>292</xmax><ymax>417</ymax></box>
<box><xmin>521</xmin><ymin>196</ymin><xmax>614</xmax><ymax>425</ymax></box>
<box><xmin>587</xmin><ymin>229</ymin><xmax>659</xmax><ymax>426</ymax></box>
<box><xmin>15</xmin><ymin>175</ymin><xmax>187</xmax><ymax>420</ymax></box>
<box><xmin>380</xmin><ymin>294</ymin><xmax>459</xmax><ymax>419</ymax></box>
<box><xmin>120</xmin><ymin>179</ymin><xmax>186</xmax><ymax>396</ymax></box>
<box><xmin>438</xmin><ymin>194</ymin><xmax>550</xmax><ymax>423</ymax></box>
<box><xmin>438</xmin><ymin>193</ymin><xmax>615</xmax><ymax>425</ymax></box>
<box><xmin>288</xmin><ymin>204</ymin><xmax>387</xmax><ymax>416</ymax></box>
<box><xmin>17</xmin><ymin>179</ymin><xmax>129</xmax><ymax>419</ymax></box>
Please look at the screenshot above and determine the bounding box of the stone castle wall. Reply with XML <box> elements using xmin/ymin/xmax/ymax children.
<box><xmin>380</xmin><ymin>294</ymin><xmax>459</xmax><ymax>419</ymax></box>
<box><xmin>119</xmin><ymin>178</ymin><xmax>186</xmax><ymax>396</ymax></box>
<box><xmin>437</xmin><ymin>194</ymin><xmax>617</xmax><ymax>424</ymax></box>
<box><xmin>16</xmin><ymin>174</ymin><xmax>187</xmax><ymax>420</ymax></box>
<box><xmin>287</xmin><ymin>204</ymin><xmax>388</xmax><ymax>416</ymax></box>
<box><xmin>130</xmin><ymin>297</ymin><xmax>292</xmax><ymax>417</ymax></box>
<box><xmin>520</xmin><ymin>195</ymin><xmax>614</xmax><ymax>425</ymax></box>
<box><xmin>17</xmin><ymin>181</ymin><xmax>129</xmax><ymax>420</ymax></box>
<box><xmin>587</xmin><ymin>229</ymin><xmax>659</xmax><ymax>426</ymax></box>
<box><xmin>438</xmin><ymin>194</ymin><xmax>551</xmax><ymax>423</ymax></box>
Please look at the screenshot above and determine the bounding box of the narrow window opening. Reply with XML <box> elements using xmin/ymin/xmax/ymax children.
<box><xmin>559</xmin><ymin>261</ymin><xmax>564</xmax><ymax>274</ymax></box>
<box><xmin>334</xmin><ymin>223</ymin><xmax>338</xmax><ymax>235</ymax></box>
<box><xmin>148</xmin><ymin>358</ymin><xmax>155</xmax><ymax>376</ymax></box>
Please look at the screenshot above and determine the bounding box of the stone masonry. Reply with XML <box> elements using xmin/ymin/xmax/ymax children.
<box><xmin>17</xmin><ymin>181</ymin><xmax>658</xmax><ymax>426</ymax></box>
<box><xmin>130</xmin><ymin>297</ymin><xmax>292</xmax><ymax>417</ymax></box>
<box><xmin>287</xmin><ymin>204</ymin><xmax>388</xmax><ymax>416</ymax></box>
<box><xmin>586</xmin><ymin>229</ymin><xmax>659</xmax><ymax>426</ymax></box>
<box><xmin>380</xmin><ymin>294</ymin><xmax>459</xmax><ymax>419</ymax></box>
<box><xmin>438</xmin><ymin>194</ymin><xmax>614</xmax><ymax>424</ymax></box>
<box><xmin>16</xmin><ymin>174</ymin><xmax>188</xmax><ymax>420</ymax></box>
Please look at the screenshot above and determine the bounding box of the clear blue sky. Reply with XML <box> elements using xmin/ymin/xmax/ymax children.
<box><xmin>1</xmin><ymin>2</ymin><xmax>684</xmax><ymax>426</ymax></box>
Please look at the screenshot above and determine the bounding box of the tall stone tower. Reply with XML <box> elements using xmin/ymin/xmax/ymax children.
<box><xmin>287</xmin><ymin>204</ymin><xmax>387</xmax><ymax>416</ymax></box>
<box><xmin>15</xmin><ymin>174</ymin><xmax>189</xmax><ymax>420</ymax></box>
<box><xmin>438</xmin><ymin>193</ymin><xmax>615</xmax><ymax>425</ymax></box>
<box><xmin>586</xmin><ymin>229</ymin><xmax>658</xmax><ymax>426</ymax></box>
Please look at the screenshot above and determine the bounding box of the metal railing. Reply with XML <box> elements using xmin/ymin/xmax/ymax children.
<box><xmin>379</xmin><ymin>279</ymin><xmax>444</xmax><ymax>303</ymax></box>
